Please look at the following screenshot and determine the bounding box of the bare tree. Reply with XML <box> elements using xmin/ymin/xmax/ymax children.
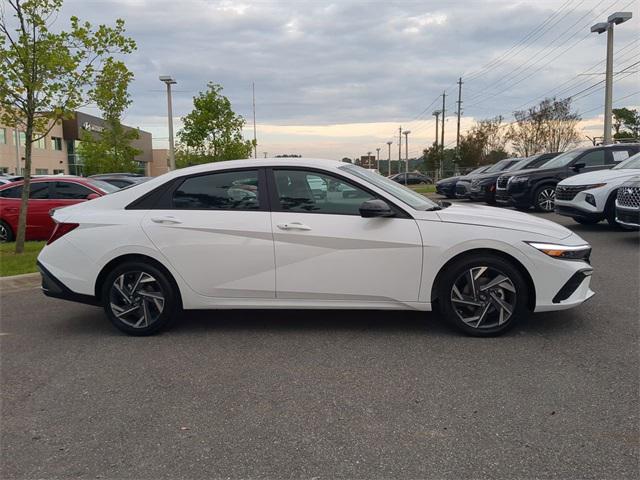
<box><xmin>507</xmin><ymin>97</ymin><xmax>581</xmax><ymax>156</ymax></box>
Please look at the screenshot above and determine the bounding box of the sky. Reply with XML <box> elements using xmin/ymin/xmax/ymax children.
<box><xmin>58</xmin><ymin>0</ymin><xmax>639</xmax><ymax>159</ymax></box>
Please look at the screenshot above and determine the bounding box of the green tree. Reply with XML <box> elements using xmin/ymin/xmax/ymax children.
<box><xmin>175</xmin><ymin>83</ymin><xmax>253</xmax><ymax>168</ymax></box>
<box><xmin>77</xmin><ymin>59</ymin><xmax>141</xmax><ymax>175</ymax></box>
<box><xmin>457</xmin><ymin>117</ymin><xmax>508</xmax><ymax>168</ymax></box>
<box><xmin>612</xmin><ymin>107</ymin><xmax>639</xmax><ymax>139</ymax></box>
<box><xmin>0</xmin><ymin>0</ymin><xmax>136</xmax><ymax>253</ymax></box>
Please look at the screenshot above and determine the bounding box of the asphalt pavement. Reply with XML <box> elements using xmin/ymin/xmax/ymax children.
<box><xmin>1</xmin><ymin>206</ymin><xmax>639</xmax><ymax>479</ymax></box>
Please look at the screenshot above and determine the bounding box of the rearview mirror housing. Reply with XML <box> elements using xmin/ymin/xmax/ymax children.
<box><xmin>359</xmin><ymin>199</ymin><xmax>395</xmax><ymax>218</ymax></box>
<box><xmin>572</xmin><ymin>162</ymin><xmax>586</xmax><ymax>172</ymax></box>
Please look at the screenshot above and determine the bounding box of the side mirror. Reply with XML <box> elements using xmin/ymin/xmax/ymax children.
<box><xmin>359</xmin><ymin>199</ymin><xmax>395</xmax><ymax>218</ymax></box>
<box><xmin>86</xmin><ymin>193</ymin><xmax>100</xmax><ymax>200</ymax></box>
<box><xmin>572</xmin><ymin>162</ymin><xmax>586</xmax><ymax>172</ymax></box>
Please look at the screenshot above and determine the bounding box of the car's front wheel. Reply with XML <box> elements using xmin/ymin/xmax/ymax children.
<box><xmin>102</xmin><ymin>261</ymin><xmax>179</xmax><ymax>336</ymax></box>
<box><xmin>533</xmin><ymin>185</ymin><xmax>556</xmax><ymax>212</ymax></box>
<box><xmin>437</xmin><ymin>254</ymin><xmax>529</xmax><ymax>336</ymax></box>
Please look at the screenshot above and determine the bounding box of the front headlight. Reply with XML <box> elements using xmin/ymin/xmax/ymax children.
<box><xmin>509</xmin><ymin>176</ymin><xmax>528</xmax><ymax>184</ymax></box>
<box><xmin>526</xmin><ymin>242</ymin><xmax>591</xmax><ymax>262</ymax></box>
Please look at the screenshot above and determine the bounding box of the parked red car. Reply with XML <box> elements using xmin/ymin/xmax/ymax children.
<box><xmin>0</xmin><ymin>177</ymin><xmax>118</xmax><ymax>241</ymax></box>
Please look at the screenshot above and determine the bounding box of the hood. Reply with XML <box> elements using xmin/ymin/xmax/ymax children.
<box><xmin>433</xmin><ymin>203</ymin><xmax>572</xmax><ymax>240</ymax></box>
<box><xmin>437</xmin><ymin>176</ymin><xmax>461</xmax><ymax>185</ymax></box>
<box><xmin>558</xmin><ymin>168</ymin><xmax>640</xmax><ymax>186</ymax></box>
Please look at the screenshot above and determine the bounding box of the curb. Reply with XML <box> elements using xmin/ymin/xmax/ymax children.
<box><xmin>0</xmin><ymin>272</ymin><xmax>41</xmax><ymax>292</ymax></box>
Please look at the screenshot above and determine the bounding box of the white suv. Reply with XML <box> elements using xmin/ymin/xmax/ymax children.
<box><xmin>555</xmin><ymin>152</ymin><xmax>640</xmax><ymax>227</ymax></box>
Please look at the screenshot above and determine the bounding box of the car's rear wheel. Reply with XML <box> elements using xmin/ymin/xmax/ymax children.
<box><xmin>102</xmin><ymin>261</ymin><xmax>179</xmax><ymax>336</ymax></box>
<box><xmin>533</xmin><ymin>185</ymin><xmax>556</xmax><ymax>212</ymax></box>
<box><xmin>0</xmin><ymin>220</ymin><xmax>14</xmax><ymax>242</ymax></box>
<box><xmin>437</xmin><ymin>254</ymin><xmax>529</xmax><ymax>336</ymax></box>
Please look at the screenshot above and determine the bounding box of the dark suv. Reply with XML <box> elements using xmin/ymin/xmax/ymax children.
<box><xmin>435</xmin><ymin>165</ymin><xmax>491</xmax><ymax>198</ymax></box>
<box><xmin>469</xmin><ymin>153</ymin><xmax>559</xmax><ymax>204</ymax></box>
<box><xmin>495</xmin><ymin>144</ymin><xmax>640</xmax><ymax>212</ymax></box>
<box><xmin>455</xmin><ymin>159</ymin><xmax>518</xmax><ymax>199</ymax></box>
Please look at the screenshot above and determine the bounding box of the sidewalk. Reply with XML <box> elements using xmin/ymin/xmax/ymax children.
<box><xmin>0</xmin><ymin>272</ymin><xmax>40</xmax><ymax>293</ymax></box>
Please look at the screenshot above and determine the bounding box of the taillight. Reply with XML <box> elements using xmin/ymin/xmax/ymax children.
<box><xmin>47</xmin><ymin>222</ymin><xmax>79</xmax><ymax>245</ymax></box>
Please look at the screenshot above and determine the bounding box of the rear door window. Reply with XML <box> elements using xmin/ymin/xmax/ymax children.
<box><xmin>172</xmin><ymin>170</ymin><xmax>261</xmax><ymax>210</ymax></box>
<box><xmin>53</xmin><ymin>181</ymin><xmax>94</xmax><ymax>199</ymax></box>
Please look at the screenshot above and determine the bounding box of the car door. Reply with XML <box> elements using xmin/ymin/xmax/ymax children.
<box><xmin>26</xmin><ymin>182</ymin><xmax>55</xmax><ymax>239</ymax></box>
<box><xmin>268</xmin><ymin>168</ymin><xmax>423</xmax><ymax>303</ymax></box>
<box><xmin>141</xmin><ymin>168</ymin><xmax>275</xmax><ymax>299</ymax></box>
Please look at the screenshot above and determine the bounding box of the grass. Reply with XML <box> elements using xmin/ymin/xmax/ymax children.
<box><xmin>409</xmin><ymin>184</ymin><xmax>436</xmax><ymax>195</ymax></box>
<box><xmin>0</xmin><ymin>241</ymin><xmax>45</xmax><ymax>277</ymax></box>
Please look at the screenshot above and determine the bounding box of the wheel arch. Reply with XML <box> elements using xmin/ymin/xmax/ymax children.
<box><xmin>430</xmin><ymin>248</ymin><xmax>536</xmax><ymax>311</ymax></box>
<box><xmin>94</xmin><ymin>253</ymin><xmax>183</xmax><ymax>308</ymax></box>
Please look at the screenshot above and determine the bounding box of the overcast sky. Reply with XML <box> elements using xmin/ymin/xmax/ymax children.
<box><xmin>61</xmin><ymin>0</ymin><xmax>639</xmax><ymax>159</ymax></box>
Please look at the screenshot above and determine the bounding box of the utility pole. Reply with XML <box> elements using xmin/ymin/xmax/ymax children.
<box><xmin>403</xmin><ymin>130</ymin><xmax>411</xmax><ymax>185</ymax></box>
<box><xmin>386</xmin><ymin>141</ymin><xmax>392</xmax><ymax>176</ymax></box>
<box><xmin>456</xmin><ymin>78</ymin><xmax>463</xmax><ymax>151</ymax></box>
<box><xmin>159</xmin><ymin>75</ymin><xmax>177</xmax><ymax>170</ymax></box>
<box><xmin>398</xmin><ymin>126</ymin><xmax>402</xmax><ymax>177</ymax></box>
<box><xmin>433</xmin><ymin>111</ymin><xmax>440</xmax><ymax>149</ymax></box>
<box><xmin>367</xmin><ymin>151</ymin><xmax>372</xmax><ymax>169</ymax></box>
<box><xmin>376</xmin><ymin>147</ymin><xmax>381</xmax><ymax>171</ymax></box>
<box><xmin>252</xmin><ymin>82</ymin><xmax>257</xmax><ymax>158</ymax></box>
<box><xmin>440</xmin><ymin>92</ymin><xmax>446</xmax><ymax>179</ymax></box>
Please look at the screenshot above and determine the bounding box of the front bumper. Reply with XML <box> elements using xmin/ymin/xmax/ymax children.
<box><xmin>615</xmin><ymin>205</ymin><xmax>640</xmax><ymax>227</ymax></box>
<box><xmin>535</xmin><ymin>266</ymin><xmax>595</xmax><ymax>312</ymax></box>
<box><xmin>554</xmin><ymin>204</ymin><xmax>604</xmax><ymax>222</ymax></box>
<box><xmin>495</xmin><ymin>189</ymin><xmax>511</xmax><ymax>205</ymax></box>
<box><xmin>455</xmin><ymin>182</ymin><xmax>471</xmax><ymax>198</ymax></box>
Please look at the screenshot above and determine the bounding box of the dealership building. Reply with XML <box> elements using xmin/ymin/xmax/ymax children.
<box><xmin>0</xmin><ymin>111</ymin><xmax>155</xmax><ymax>176</ymax></box>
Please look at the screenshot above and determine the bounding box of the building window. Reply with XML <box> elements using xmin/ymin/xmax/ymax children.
<box><xmin>16</xmin><ymin>131</ymin><xmax>26</xmax><ymax>146</ymax></box>
<box><xmin>35</xmin><ymin>168</ymin><xmax>49</xmax><ymax>175</ymax></box>
<box><xmin>0</xmin><ymin>128</ymin><xmax>6</xmax><ymax>144</ymax></box>
<box><xmin>35</xmin><ymin>137</ymin><xmax>47</xmax><ymax>149</ymax></box>
<box><xmin>0</xmin><ymin>167</ymin><xmax>8</xmax><ymax>174</ymax></box>
<box><xmin>52</xmin><ymin>137</ymin><xmax>63</xmax><ymax>151</ymax></box>
<box><xmin>53</xmin><ymin>169</ymin><xmax>65</xmax><ymax>175</ymax></box>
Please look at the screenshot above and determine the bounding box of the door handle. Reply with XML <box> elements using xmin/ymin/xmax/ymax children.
<box><xmin>151</xmin><ymin>216</ymin><xmax>183</xmax><ymax>225</ymax></box>
<box><xmin>277</xmin><ymin>222</ymin><xmax>311</xmax><ymax>231</ymax></box>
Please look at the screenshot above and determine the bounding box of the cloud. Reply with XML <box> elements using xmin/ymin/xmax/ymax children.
<box><xmin>56</xmin><ymin>0</ymin><xmax>638</xmax><ymax>158</ymax></box>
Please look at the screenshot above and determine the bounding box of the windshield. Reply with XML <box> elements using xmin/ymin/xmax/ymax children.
<box><xmin>612</xmin><ymin>152</ymin><xmax>640</xmax><ymax>170</ymax></box>
<box><xmin>539</xmin><ymin>149</ymin><xmax>585</xmax><ymax>169</ymax></box>
<box><xmin>339</xmin><ymin>164</ymin><xmax>438</xmax><ymax>210</ymax></box>
<box><xmin>86</xmin><ymin>179</ymin><xmax>120</xmax><ymax>194</ymax></box>
<box><xmin>503</xmin><ymin>159</ymin><xmax>529</xmax><ymax>171</ymax></box>
<box><xmin>485</xmin><ymin>159</ymin><xmax>513</xmax><ymax>173</ymax></box>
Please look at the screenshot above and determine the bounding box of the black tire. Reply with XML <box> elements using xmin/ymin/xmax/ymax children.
<box><xmin>533</xmin><ymin>184</ymin><xmax>556</xmax><ymax>212</ymax></box>
<box><xmin>437</xmin><ymin>254</ymin><xmax>529</xmax><ymax>337</ymax></box>
<box><xmin>572</xmin><ymin>217</ymin><xmax>600</xmax><ymax>225</ymax></box>
<box><xmin>101</xmin><ymin>261</ymin><xmax>180</xmax><ymax>336</ymax></box>
<box><xmin>0</xmin><ymin>220</ymin><xmax>14</xmax><ymax>242</ymax></box>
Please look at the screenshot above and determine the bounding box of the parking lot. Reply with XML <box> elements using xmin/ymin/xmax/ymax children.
<box><xmin>1</xmin><ymin>206</ymin><xmax>638</xmax><ymax>479</ymax></box>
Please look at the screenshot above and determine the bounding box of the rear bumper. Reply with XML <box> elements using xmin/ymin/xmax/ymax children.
<box><xmin>37</xmin><ymin>261</ymin><xmax>99</xmax><ymax>306</ymax></box>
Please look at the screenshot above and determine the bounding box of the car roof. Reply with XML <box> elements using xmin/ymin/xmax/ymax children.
<box><xmin>0</xmin><ymin>175</ymin><xmax>92</xmax><ymax>190</ymax></box>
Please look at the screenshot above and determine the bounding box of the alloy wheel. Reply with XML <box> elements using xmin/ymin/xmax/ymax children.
<box><xmin>0</xmin><ymin>224</ymin><xmax>8</xmax><ymax>242</ymax></box>
<box><xmin>537</xmin><ymin>187</ymin><xmax>555</xmax><ymax>212</ymax></box>
<box><xmin>450</xmin><ymin>266</ymin><xmax>517</xmax><ymax>329</ymax></box>
<box><xmin>109</xmin><ymin>271</ymin><xmax>165</xmax><ymax>329</ymax></box>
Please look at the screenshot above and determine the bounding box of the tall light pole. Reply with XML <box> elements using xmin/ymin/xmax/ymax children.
<box><xmin>386</xmin><ymin>141</ymin><xmax>392</xmax><ymax>176</ymax></box>
<box><xmin>376</xmin><ymin>147</ymin><xmax>381</xmax><ymax>171</ymax></box>
<box><xmin>403</xmin><ymin>130</ymin><xmax>411</xmax><ymax>185</ymax></box>
<box><xmin>159</xmin><ymin>75</ymin><xmax>177</xmax><ymax>170</ymax></box>
<box><xmin>367</xmin><ymin>151</ymin><xmax>372</xmax><ymax>169</ymax></box>
<box><xmin>591</xmin><ymin>12</ymin><xmax>632</xmax><ymax>145</ymax></box>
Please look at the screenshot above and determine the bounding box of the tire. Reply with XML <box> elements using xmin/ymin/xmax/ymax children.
<box><xmin>572</xmin><ymin>217</ymin><xmax>599</xmax><ymax>225</ymax></box>
<box><xmin>101</xmin><ymin>261</ymin><xmax>180</xmax><ymax>336</ymax></box>
<box><xmin>437</xmin><ymin>254</ymin><xmax>529</xmax><ymax>337</ymax></box>
<box><xmin>533</xmin><ymin>185</ymin><xmax>556</xmax><ymax>212</ymax></box>
<box><xmin>0</xmin><ymin>220</ymin><xmax>14</xmax><ymax>242</ymax></box>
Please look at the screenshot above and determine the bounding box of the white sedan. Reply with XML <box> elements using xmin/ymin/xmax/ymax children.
<box><xmin>37</xmin><ymin>159</ymin><xmax>594</xmax><ymax>336</ymax></box>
